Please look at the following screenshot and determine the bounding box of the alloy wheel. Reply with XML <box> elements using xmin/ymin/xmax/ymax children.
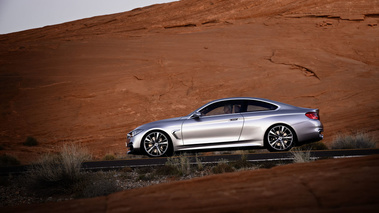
<box><xmin>267</xmin><ymin>125</ymin><xmax>294</xmax><ymax>151</ymax></box>
<box><xmin>143</xmin><ymin>131</ymin><xmax>170</xmax><ymax>157</ymax></box>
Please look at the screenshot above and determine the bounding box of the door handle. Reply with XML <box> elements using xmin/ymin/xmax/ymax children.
<box><xmin>230</xmin><ymin>118</ymin><xmax>238</xmax><ymax>121</ymax></box>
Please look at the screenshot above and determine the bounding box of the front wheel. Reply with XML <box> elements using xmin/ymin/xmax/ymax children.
<box><xmin>265</xmin><ymin>124</ymin><xmax>295</xmax><ymax>152</ymax></box>
<box><xmin>141</xmin><ymin>131</ymin><xmax>173</xmax><ymax>157</ymax></box>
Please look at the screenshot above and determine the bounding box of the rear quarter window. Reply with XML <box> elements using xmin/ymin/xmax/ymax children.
<box><xmin>246</xmin><ymin>100</ymin><xmax>278</xmax><ymax>112</ymax></box>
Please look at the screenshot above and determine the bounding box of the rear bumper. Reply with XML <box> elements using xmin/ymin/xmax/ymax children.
<box><xmin>297</xmin><ymin>127</ymin><xmax>324</xmax><ymax>146</ymax></box>
<box><xmin>293</xmin><ymin>117</ymin><xmax>324</xmax><ymax>143</ymax></box>
<box><xmin>318</xmin><ymin>129</ymin><xmax>324</xmax><ymax>140</ymax></box>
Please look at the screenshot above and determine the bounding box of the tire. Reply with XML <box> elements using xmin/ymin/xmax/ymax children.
<box><xmin>265</xmin><ymin>124</ymin><xmax>296</xmax><ymax>152</ymax></box>
<box><xmin>141</xmin><ymin>131</ymin><xmax>173</xmax><ymax>157</ymax></box>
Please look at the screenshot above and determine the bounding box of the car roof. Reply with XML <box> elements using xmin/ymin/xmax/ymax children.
<box><xmin>191</xmin><ymin>97</ymin><xmax>298</xmax><ymax>113</ymax></box>
<box><xmin>206</xmin><ymin>97</ymin><xmax>290</xmax><ymax>106</ymax></box>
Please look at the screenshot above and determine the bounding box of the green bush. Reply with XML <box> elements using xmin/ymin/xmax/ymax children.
<box><xmin>0</xmin><ymin>154</ymin><xmax>20</xmax><ymax>167</ymax></box>
<box><xmin>331</xmin><ymin>133</ymin><xmax>376</xmax><ymax>149</ymax></box>
<box><xmin>23</xmin><ymin>136</ymin><xmax>38</xmax><ymax>146</ymax></box>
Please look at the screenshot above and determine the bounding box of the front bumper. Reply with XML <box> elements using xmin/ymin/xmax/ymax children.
<box><xmin>127</xmin><ymin>141</ymin><xmax>134</xmax><ymax>154</ymax></box>
<box><xmin>126</xmin><ymin>136</ymin><xmax>141</xmax><ymax>154</ymax></box>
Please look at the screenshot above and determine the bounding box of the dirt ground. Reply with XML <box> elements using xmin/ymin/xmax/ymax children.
<box><xmin>3</xmin><ymin>155</ymin><xmax>379</xmax><ymax>213</ymax></box>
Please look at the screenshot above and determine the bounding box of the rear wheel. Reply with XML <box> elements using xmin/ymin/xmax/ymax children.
<box><xmin>265</xmin><ymin>124</ymin><xmax>295</xmax><ymax>152</ymax></box>
<box><xmin>142</xmin><ymin>131</ymin><xmax>173</xmax><ymax>157</ymax></box>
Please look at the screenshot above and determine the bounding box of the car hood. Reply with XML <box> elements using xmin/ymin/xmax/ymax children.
<box><xmin>135</xmin><ymin>116</ymin><xmax>185</xmax><ymax>130</ymax></box>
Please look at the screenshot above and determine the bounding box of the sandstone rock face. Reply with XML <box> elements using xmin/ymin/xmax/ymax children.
<box><xmin>4</xmin><ymin>155</ymin><xmax>379</xmax><ymax>212</ymax></box>
<box><xmin>0</xmin><ymin>0</ymin><xmax>378</xmax><ymax>162</ymax></box>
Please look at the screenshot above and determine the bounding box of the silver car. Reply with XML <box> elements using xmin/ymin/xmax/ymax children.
<box><xmin>126</xmin><ymin>97</ymin><xmax>323</xmax><ymax>157</ymax></box>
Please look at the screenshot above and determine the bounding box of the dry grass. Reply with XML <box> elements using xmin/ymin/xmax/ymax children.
<box><xmin>298</xmin><ymin>141</ymin><xmax>328</xmax><ymax>150</ymax></box>
<box><xmin>195</xmin><ymin>154</ymin><xmax>203</xmax><ymax>171</ymax></box>
<box><xmin>290</xmin><ymin>148</ymin><xmax>313</xmax><ymax>163</ymax></box>
<box><xmin>230</xmin><ymin>154</ymin><xmax>252</xmax><ymax>169</ymax></box>
<box><xmin>0</xmin><ymin>154</ymin><xmax>20</xmax><ymax>167</ymax></box>
<box><xmin>76</xmin><ymin>171</ymin><xmax>121</xmax><ymax>198</ymax></box>
<box><xmin>28</xmin><ymin>143</ymin><xmax>91</xmax><ymax>194</ymax></box>
<box><xmin>212</xmin><ymin>159</ymin><xmax>235</xmax><ymax>174</ymax></box>
<box><xmin>331</xmin><ymin>133</ymin><xmax>376</xmax><ymax>149</ymax></box>
<box><xmin>103</xmin><ymin>154</ymin><xmax>116</xmax><ymax>161</ymax></box>
<box><xmin>162</xmin><ymin>154</ymin><xmax>191</xmax><ymax>176</ymax></box>
<box><xmin>60</xmin><ymin>144</ymin><xmax>91</xmax><ymax>178</ymax></box>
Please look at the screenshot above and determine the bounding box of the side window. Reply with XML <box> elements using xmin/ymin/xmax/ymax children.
<box><xmin>200</xmin><ymin>101</ymin><xmax>243</xmax><ymax>116</ymax></box>
<box><xmin>246</xmin><ymin>100</ymin><xmax>277</xmax><ymax>112</ymax></box>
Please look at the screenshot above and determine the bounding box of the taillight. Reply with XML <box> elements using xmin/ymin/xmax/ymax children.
<box><xmin>305</xmin><ymin>112</ymin><xmax>319</xmax><ymax>120</ymax></box>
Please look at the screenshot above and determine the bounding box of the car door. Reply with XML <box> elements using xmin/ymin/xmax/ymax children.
<box><xmin>181</xmin><ymin>100</ymin><xmax>244</xmax><ymax>145</ymax></box>
<box><xmin>238</xmin><ymin>100</ymin><xmax>279</xmax><ymax>141</ymax></box>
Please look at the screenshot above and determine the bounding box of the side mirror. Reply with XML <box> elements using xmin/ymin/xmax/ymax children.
<box><xmin>191</xmin><ymin>112</ymin><xmax>202</xmax><ymax>119</ymax></box>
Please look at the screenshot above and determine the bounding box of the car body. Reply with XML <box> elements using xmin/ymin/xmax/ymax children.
<box><xmin>126</xmin><ymin>97</ymin><xmax>323</xmax><ymax>157</ymax></box>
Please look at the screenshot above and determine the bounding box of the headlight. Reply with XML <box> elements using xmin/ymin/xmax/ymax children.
<box><xmin>127</xmin><ymin>129</ymin><xmax>143</xmax><ymax>138</ymax></box>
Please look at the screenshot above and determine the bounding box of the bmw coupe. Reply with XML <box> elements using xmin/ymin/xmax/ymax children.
<box><xmin>126</xmin><ymin>97</ymin><xmax>323</xmax><ymax>157</ymax></box>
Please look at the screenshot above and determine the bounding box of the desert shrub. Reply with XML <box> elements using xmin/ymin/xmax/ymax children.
<box><xmin>179</xmin><ymin>155</ymin><xmax>191</xmax><ymax>175</ymax></box>
<box><xmin>23</xmin><ymin>136</ymin><xmax>38</xmax><ymax>146</ymax></box>
<box><xmin>60</xmin><ymin>143</ymin><xmax>91</xmax><ymax>178</ymax></box>
<box><xmin>291</xmin><ymin>148</ymin><xmax>313</xmax><ymax>163</ymax></box>
<box><xmin>28</xmin><ymin>143</ymin><xmax>90</xmax><ymax>193</ymax></box>
<box><xmin>77</xmin><ymin>172</ymin><xmax>120</xmax><ymax>198</ymax></box>
<box><xmin>230</xmin><ymin>154</ymin><xmax>252</xmax><ymax>169</ymax></box>
<box><xmin>155</xmin><ymin>165</ymin><xmax>181</xmax><ymax>176</ymax></box>
<box><xmin>255</xmin><ymin>161</ymin><xmax>285</xmax><ymax>169</ymax></box>
<box><xmin>331</xmin><ymin>133</ymin><xmax>376</xmax><ymax>149</ymax></box>
<box><xmin>136</xmin><ymin>166</ymin><xmax>154</xmax><ymax>174</ymax></box>
<box><xmin>212</xmin><ymin>159</ymin><xmax>234</xmax><ymax>174</ymax></box>
<box><xmin>138</xmin><ymin>173</ymin><xmax>157</xmax><ymax>181</ymax></box>
<box><xmin>121</xmin><ymin>166</ymin><xmax>133</xmax><ymax>173</ymax></box>
<box><xmin>164</xmin><ymin>156</ymin><xmax>181</xmax><ymax>169</ymax></box>
<box><xmin>0</xmin><ymin>154</ymin><xmax>20</xmax><ymax>167</ymax></box>
<box><xmin>103</xmin><ymin>154</ymin><xmax>115</xmax><ymax>161</ymax></box>
<box><xmin>298</xmin><ymin>141</ymin><xmax>328</xmax><ymax>150</ymax></box>
<box><xmin>195</xmin><ymin>154</ymin><xmax>203</xmax><ymax>171</ymax></box>
<box><xmin>29</xmin><ymin>154</ymin><xmax>72</xmax><ymax>191</ymax></box>
<box><xmin>162</xmin><ymin>155</ymin><xmax>191</xmax><ymax>176</ymax></box>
